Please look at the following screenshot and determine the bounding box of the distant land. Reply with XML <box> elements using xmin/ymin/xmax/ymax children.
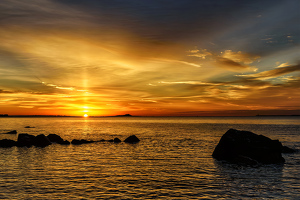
<box><xmin>0</xmin><ymin>114</ymin><xmax>134</xmax><ymax>118</ymax></box>
<box><xmin>1</xmin><ymin>114</ymin><xmax>299</xmax><ymax>117</ymax></box>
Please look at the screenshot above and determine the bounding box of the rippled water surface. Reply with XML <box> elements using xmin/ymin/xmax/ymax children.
<box><xmin>0</xmin><ymin>116</ymin><xmax>299</xmax><ymax>199</ymax></box>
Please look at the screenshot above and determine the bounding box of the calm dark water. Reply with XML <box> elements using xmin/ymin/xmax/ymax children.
<box><xmin>0</xmin><ymin>116</ymin><xmax>299</xmax><ymax>199</ymax></box>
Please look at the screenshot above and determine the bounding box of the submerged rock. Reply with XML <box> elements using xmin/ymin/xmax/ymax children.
<box><xmin>212</xmin><ymin>129</ymin><xmax>285</xmax><ymax>164</ymax></box>
<box><xmin>25</xmin><ymin>126</ymin><xmax>35</xmax><ymax>128</ymax></box>
<box><xmin>0</xmin><ymin>139</ymin><xmax>17</xmax><ymax>147</ymax></box>
<box><xmin>124</xmin><ymin>135</ymin><xmax>140</xmax><ymax>144</ymax></box>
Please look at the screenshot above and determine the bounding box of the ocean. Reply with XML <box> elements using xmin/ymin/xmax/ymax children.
<box><xmin>0</xmin><ymin>116</ymin><xmax>299</xmax><ymax>199</ymax></box>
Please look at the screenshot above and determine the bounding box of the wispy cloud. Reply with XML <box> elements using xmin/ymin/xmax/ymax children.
<box><xmin>236</xmin><ymin>63</ymin><xmax>300</xmax><ymax>80</ymax></box>
<box><xmin>188</xmin><ymin>48</ymin><xmax>259</xmax><ymax>71</ymax></box>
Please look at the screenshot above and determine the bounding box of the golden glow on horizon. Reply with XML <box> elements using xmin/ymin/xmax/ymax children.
<box><xmin>83</xmin><ymin>114</ymin><xmax>89</xmax><ymax>118</ymax></box>
<box><xmin>0</xmin><ymin>1</ymin><xmax>299</xmax><ymax>117</ymax></box>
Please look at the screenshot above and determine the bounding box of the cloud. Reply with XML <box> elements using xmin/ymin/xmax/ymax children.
<box><xmin>216</xmin><ymin>57</ymin><xmax>256</xmax><ymax>71</ymax></box>
<box><xmin>221</xmin><ymin>50</ymin><xmax>260</xmax><ymax>65</ymax></box>
<box><xmin>187</xmin><ymin>49</ymin><xmax>212</xmax><ymax>59</ymax></box>
<box><xmin>0</xmin><ymin>89</ymin><xmax>14</xmax><ymax>93</ymax></box>
<box><xmin>276</xmin><ymin>62</ymin><xmax>290</xmax><ymax>68</ymax></box>
<box><xmin>237</xmin><ymin>63</ymin><xmax>300</xmax><ymax>80</ymax></box>
<box><xmin>188</xmin><ymin>48</ymin><xmax>259</xmax><ymax>72</ymax></box>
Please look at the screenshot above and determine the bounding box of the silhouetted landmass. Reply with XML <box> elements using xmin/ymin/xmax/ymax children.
<box><xmin>0</xmin><ymin>114</ymin><xmax>8</xmax><ymax>117</ymax></box>
<box><xmin>115</xmin><ymin>114</ymin><xmax>132</xmax><ymax>117</ymax></box>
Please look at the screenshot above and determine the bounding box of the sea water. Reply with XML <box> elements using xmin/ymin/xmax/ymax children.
<box><xmin>0</xmin><ymin>116</ymin><xmax>299</xmax><ymax>199</ymax></box>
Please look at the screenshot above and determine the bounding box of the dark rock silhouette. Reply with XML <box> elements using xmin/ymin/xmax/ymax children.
<box><xmin>17</xmin><ymin>133</ymin><xmax>36</xmax><ymax>147</ymax></box>
<box><xmin>1</xmin><ymin>132</ymin><xmax>142</xmax><ymax>148</ymax></box>
<box><xmin>47</xmin><ymin>134</ymin><xmax>70</xmax><ymax>145</ymax></box>
<box><xmin>113</xmin><ymin>138</ymin><xmax>121</xmax><ymax>143</ymax></box>
<box><xmin>212</xmin><ymin>129</ymin><xmax>285</xmax><ymax>164</ymax></box>
<box><xmin>59</xmin><ymin>140</ymin><xmax>70</xmax><ymax>145</ymax></box>
<box><xmin>124</xmin><ymin>135</ymin><xmax>140</xmax><ymax>144</ymax></box>
<box><xmin>282</xmin><ymin>146</ymin><xmax>297</xmax><ymax>153</ymax></box>
<box><xmin>47</xmin><ymin>134</ymin><xmax>64</xmax><ymax>143</ymax></box>
<box><xmin>25</xmin><ymin>126</ymin><xmax>35</xmax><ymax>128</ymax></box>
<box><xmin>71</xmin><ymin>139</ymin><xmax>94</xmax><ymax>145</ymax></box>
<box><xmin>34</xmin><ymin>134</ymin><xmax>52</xmax><ymax>147</ymax></box>
<box><xmin>3</xmin><ymin>130</ymin><xmax>17</xmax><ymax>134</ymax></box>
<box><xmin>17</xmin><ymin>134</ymin><xmax>51</xmax><ymax>148</ymax></box>
<box><xmin>0</xmin><ymin>139</ymin><xmax>16</xmax><ymax>147</ymax></box>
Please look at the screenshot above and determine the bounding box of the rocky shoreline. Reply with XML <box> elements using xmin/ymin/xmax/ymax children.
<box><xmin>0</xmin><ymin>133</ymin><xmax>140</xmax><ymax>148</ymax></box>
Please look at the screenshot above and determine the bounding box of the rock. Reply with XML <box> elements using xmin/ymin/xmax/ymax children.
<box><xmin>113</xmin><ymin>138</ymin><xmax>121</xmax><ymax>143</ymax></box>
<box><xmin>17</xmin><ymin>133</ymin><xmax>36</xmax><ymax>147</ymax></box>
<box><xmin>3</xmin><ymin>130</ymin><xmax>17</xmax><ymax>134</ymax></box>
<box><xmin>71</xmin><ymin>139</ymin><xmax>82</xmax><ymax>145</ymax></box>
<box><xmin>47</xmin><ymin>134</ymin><xmax>70</xmax><ymax>145</ymax></box>
<box><xmin>212</xmin><ymin>129</ymin><xmax>285</xmax><ymax>164</ymax></box>
<box><xmin>124</xmin><ymin>135</ymin><xmax>140</xmax><ymax>144</ymax></box>
<box><xmin>71</xmin><ymin>139</ymin><xmax>94</xmax><ymax>145</ymax></box>
<box><xmin>282</xmin><ymin>146</ymin><xmax>297</xmax><ymax>153</ymax></box>
<box><xmin>58</xmin><ymin>140</ymin><xmax>70</xmax><ymax>145</ymax></box>
<box><xmin>34</xmin><ymin>134</ymin><xmax>52</xmax><ymax>147</ymax></box>
<box><xmin>0</xmin><ymin>139</ymin><xmax>17</xmax><ymax>147</ymax></box>
<box><xmin>25</xmin><ymin>126</ymin><xmax>35</xmax><ymax>128</ymax></box>
<box><xmin>47</xmin><ymin>134</ymin><xmax>64</xmax><ymax>143</ymax></box>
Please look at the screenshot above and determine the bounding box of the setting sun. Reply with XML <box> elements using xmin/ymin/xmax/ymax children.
<box><xmin>0</xmin><ymin>0</ymin><xmax>298</xmax><ymax>117</ymax></box>
<box><xmin>83</xmin><ymin>114</ymin><xmax>89</xmax><ymax>118</ymax></box>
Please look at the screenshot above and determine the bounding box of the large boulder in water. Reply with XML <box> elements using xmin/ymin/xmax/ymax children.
<box><xmin>124</xmin><ymin>135</ymin><xmax>140</xmax><ymax>144</ymax></box>
<box><xmin>212</xmin><ymin>129</ymin><xmax>285</xmax><ymax>164</ymax></box>
<box><xmin>17</xmin><ymin>133</ymin><xmax>36</xmax><ymax>147</ymax></box>
<box><xmin>34</xmin><ymin>134</ymin><xmax>52</xmax><ymax>147</ymax></box>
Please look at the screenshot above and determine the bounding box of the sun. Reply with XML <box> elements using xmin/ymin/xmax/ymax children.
<box><xmin>83</xmin><ymin>114</ymin><xmax>89</xmax><ymax>118</ymax></box>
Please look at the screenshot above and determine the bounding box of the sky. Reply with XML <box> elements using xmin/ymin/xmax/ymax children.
<box><xmin>0</xmin><ymin>0</ymin><xmax>299</xmax><ymax>116</ymax></box>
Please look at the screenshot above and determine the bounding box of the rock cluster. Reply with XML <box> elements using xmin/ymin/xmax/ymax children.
<box><xmin>0</xmin><ymin>133</ymin><xmax>140</xmax><ymax>148</ymax></box>
<box><xmin>212</xmin><ymin>129</ymin><xmax>296</xmax><ymax>165</ymax></box>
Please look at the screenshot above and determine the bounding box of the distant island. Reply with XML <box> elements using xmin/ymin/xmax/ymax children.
<box><xmin>115</xmin><ymin>114</ymin><xmax>132</xmax><ymax>117</ymax></box>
